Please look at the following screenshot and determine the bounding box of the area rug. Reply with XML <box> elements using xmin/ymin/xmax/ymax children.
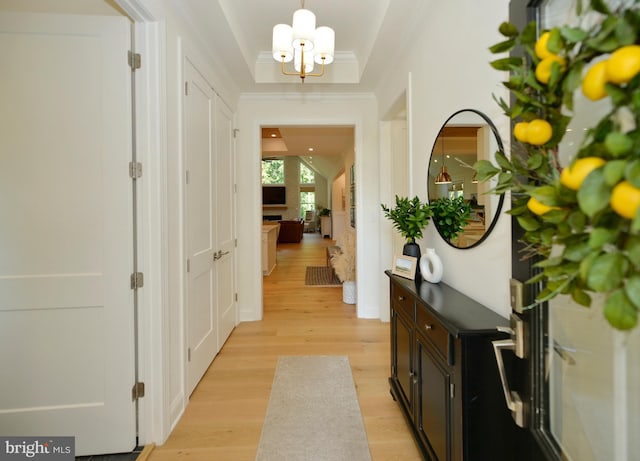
<box><xmin>255</xmin><ymin>355</ymin><xmax>372</xmax><ymax>461</ymax></box>
<box><xmin>305</xmin><ymin>266</ymin><xmax>341</xmax><ymax>287</ymax></box>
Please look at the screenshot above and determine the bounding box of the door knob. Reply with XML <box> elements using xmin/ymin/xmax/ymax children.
<box><xmin>492</xmin><ymin>338</ymin><xmax>526</xmax><ymax>428</ymax></box>
<box><xmin>492</xmin><ymin>313</ymin><xmax>527</xmax><ymax>428</ymax></box>
<box><xmin>213</xmin><ymin>250</ymin><xmax>230</xmax><ymax>261</ymax></box>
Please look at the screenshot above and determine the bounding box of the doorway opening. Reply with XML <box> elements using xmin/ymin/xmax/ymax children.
<box><xmin>260</xmin><ymin>124</ymin><xmax>356</xmax><ymax>305</ymax></box>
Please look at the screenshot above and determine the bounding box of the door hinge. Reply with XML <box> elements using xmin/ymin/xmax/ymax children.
<box><xmin>185</xmin><ymin>170</ymin><xmax>190</xmax><ymax>185</ymax></box>
<box><xmin>130</xmin><ymin>272</ymin><xmax>144</xmax><ymax>289</ymax></box>
<box><xmin>129</xmin><ymin>161</ymin><xmax>142</xmax><ymax>179</ymax></box>
<box><xmin>235</xmin><ymin>293</ymin><xmax>238</xmax><ymax>302</ymax></box>
<box><xmin>235</xmin><ymin>238</ymin><xmax>238</xmax><ymax>247</ymax></box>
<box><xmin>450</xmin><ymin>383</ymin><xmax>455</xmax><ymax>399</ymax></box>
<box><xmin>186</xmin><ymin>259</ymin><xmax>190</xmax><ymax>273</ymax></box>
<box><xmin>132</xmin><ymin>382</ymin><xmax>145</xmax><ymax>401</ymax></box>
<box><xmin>233</xmin><ymin>128</ymin><xmax>239</xmax><ymax>138</ymax></box>
<box><xmin>187</xmin><ymin>347</ymin><xmax>191</xmax><ymax>362</ymax></box>
<box><xmin>128</xmin><ymin>51</ymin><xmax>141</xmax><ymax>71</ymax></box>
<box><xmin>185</xmin><ymin>81</ymin><xmax>188</xmax><ymax>96</ymax></box>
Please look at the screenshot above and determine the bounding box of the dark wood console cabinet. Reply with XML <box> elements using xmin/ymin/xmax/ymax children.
<box><xmin>386</xmin><ymin>271</ymin><xmax>517</xmax><ymax>461</ymax></box>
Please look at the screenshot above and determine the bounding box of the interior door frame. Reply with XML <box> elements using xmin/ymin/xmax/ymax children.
<box><xmin>114</xmin><ymin>0</ymin><xmax>170</xmax><ymax>446</ymax></box>
<box><xmin>509</xmin><ymin>1</ymin><xmax>564</xmax><ymax>460</ymax></box>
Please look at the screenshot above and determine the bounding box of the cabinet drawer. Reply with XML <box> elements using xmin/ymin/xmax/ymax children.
<box><xmin>416</xmin><ymin>304</ymin><xmax>449</xmax><ymax>360</ymax></box>
<box><xmin>392</xmin><ymin>284</ymin><xmax>415</xmax><ymax>320</ymax></box>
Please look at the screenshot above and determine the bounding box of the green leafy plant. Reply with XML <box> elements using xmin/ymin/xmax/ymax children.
<box><xmin>430</xmin><ymin>197</ymin><xmax>472</xmax><ymax>243</ymax></box>
<box><xmin>381</xmin><ymin>195</ymin><xmax>432</xmax><ymax>242</ymax></box>
<box><xmin>475</xmin><ymin>0</ymin><xmax>640</xmax><ymax>330</ymax></box>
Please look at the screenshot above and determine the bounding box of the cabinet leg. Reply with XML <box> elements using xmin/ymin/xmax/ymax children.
<box><xmin>389</xmin><ymin>388</ymin><xmax>397</xmax><ymax>401</ymax></box>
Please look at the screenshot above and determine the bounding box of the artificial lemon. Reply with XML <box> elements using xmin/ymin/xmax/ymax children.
<box><xmin>560</xmin><ymin>157</ymin><xmax>606</xmax><ymax>190</ymax></box>
<box><xmin>513</xmin><ymin>121</ymin><xmax>529</xmax><ymax>143</ymax></box>
<box><xmin>610</xmin><ymin>180</ymin><xmax>640</xmax><ymax>219</ymax></box>
<box><xmin>536</xmin><ymin>55</ymin><xmax>566</xmax><ymax>84</ymax></box>
<box><xmin>535</xmin><ymin>32</ymin><xmax>553</xmax><ymax>60</ymax></box>
<box><xmin>527</xmin><ymin>197</ymin><xmax>559</xmax><ymax>216</ymax></box>
<box><xmin>606</xmin><ymin>45</ymin><xmax>640</xmax><ymax>85</ymax></box>
<box><xmin>526</xmin><ymin>119</ymin><xmax>553</xmax><ymax>146</ymax></box>
<box><xmin>582</xmin><ymin>60</ymin><xmax>609</xmax><ymax>101</ymax></box>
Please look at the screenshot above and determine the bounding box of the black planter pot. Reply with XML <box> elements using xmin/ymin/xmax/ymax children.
<box><xmin>402</xmin><ymin>240</ymin><xmax>422</xmax><ymax>284</ymax></box>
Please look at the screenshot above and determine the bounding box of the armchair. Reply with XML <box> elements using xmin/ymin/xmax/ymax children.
<box><xmin>303</xmin><ymin>210</ymin><xmax>316</xmax><ymax>233</ymax></box>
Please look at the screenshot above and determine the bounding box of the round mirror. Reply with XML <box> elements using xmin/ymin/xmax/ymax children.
<box><xmin>428</xmin><ymin>109</ymin><xmax>505</xmax><ymax>249</ymax></box>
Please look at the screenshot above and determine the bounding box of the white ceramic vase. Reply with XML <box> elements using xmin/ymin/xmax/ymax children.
<box><xmin>420</xmin><ymin>248</ymin><xmax>443</xmax><ymax>284</ymax></box>
<box><xmin>343</xmin><ymin>280</ymin><xmax>357</xmax><ymax>304</ymax></box>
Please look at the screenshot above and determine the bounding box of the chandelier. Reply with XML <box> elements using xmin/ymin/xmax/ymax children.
<box><xmin>272</xmin><ymin>1</ymin><xmax>335</xmax><ymax>82</ymax></box>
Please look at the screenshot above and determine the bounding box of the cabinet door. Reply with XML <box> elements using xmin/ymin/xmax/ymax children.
<box><xmin>392</xmin><ymin>307</ymin><xmax>414</xmax><ymax>413</ymax></box>
<box><xmin>417</xmin><ymin>334</ymin><xmax>452</xmax><ymax>461</ymax></box>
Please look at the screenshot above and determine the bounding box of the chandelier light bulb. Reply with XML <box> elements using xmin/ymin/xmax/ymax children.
<box><xmin>292</xmin><ymin>8</ymin><xmax>315</xmax><ymax>51</ymax></box>
<box><xmin>272</xmin><ymin>24</ymin><xmax>294</xmax><ymax>62</ymax></box>
<box><xmin>313</xmin><ymin>26</ymin><xmax>334</xmax><ymax>64</ymax></box>
<box><xmin>294</xmin><ymin>48</ymin><xmax>314</xmax><ymax>73</ymax></box>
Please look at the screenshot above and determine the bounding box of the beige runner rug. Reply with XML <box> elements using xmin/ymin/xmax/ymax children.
<box><xmin>255</xmin><ymin>355</ymin><xmax>372</xmax><ymax>461</ymax></box>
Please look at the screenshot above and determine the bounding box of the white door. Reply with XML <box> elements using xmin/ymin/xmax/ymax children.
<box><xmin>184</xmin><ymin>58</ymin><xmax>218</xmax><ymax>395</ymax></box>
<box><xmin>0</xmin><ymin>13</ymin><xmax>136</xmax><ymax>456</ymax></box>
<box><xmin>214</xmin><ymin>100</ymin><xmax>237</xmax><ymax>349</ymax></box>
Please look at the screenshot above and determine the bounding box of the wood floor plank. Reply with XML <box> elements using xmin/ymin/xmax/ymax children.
<box><xmin>148</xmin><ymin>233</ymin><xmax>421</xmax><ymax>461</ymax></box>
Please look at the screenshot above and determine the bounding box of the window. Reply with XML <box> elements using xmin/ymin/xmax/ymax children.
<box><xmin>262</xmin><ymin>159</ymin><xmax>284</xmax><ymax>184</ymax></box>
<box><xmin>300</xmin><ymin>163</ymin><xmax>315</xmax><ymax>184</ymax></box>
<box><xmin>299</xmin><ymin>163</ymin><xmax>315</xmax><ymax>218</ymax></box>
<box><xmin>300</xmin><ymin>191</ymin><xmax>315</xmax><ymax>217</ymax></box>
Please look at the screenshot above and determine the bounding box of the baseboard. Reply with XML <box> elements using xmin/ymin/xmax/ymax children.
<box><xmin>135</xmin><ymin>444</ymin><xmax>155</xmax><ymax>461</ymax></box>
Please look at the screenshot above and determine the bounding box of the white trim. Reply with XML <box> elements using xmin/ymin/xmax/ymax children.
<box><xmin>115</xmin><ymin>0</ymin><xmax>170</xmax><ymax>446</ymax></box>
<box><xmin>406</xmin><ymin>73</ymin><xmax>414</xmax><ymax>196</ymax></box>
<box><xmin>134</xmin><ymin>20</ymin><xmax>171</xmax><ymax>446</ymax></box>
<box><xmin>240</xmin><ymin>92</ymin><xmax>376</xmax><ymax>102</ymax></box>
<box><xmin>115</xmin><ymin>0</ymin><xmax>160</xmax><ymax>22</ymax></box>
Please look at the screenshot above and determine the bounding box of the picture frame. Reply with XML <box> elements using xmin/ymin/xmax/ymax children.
<box><xmin>391</xmin><ymin>254</ymin><xmax>417</xmax><ymax>280</ymax></box>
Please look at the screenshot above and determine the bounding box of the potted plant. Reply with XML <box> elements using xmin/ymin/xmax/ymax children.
<box><xmin>381</xmin><ymin>195</ymin><xmax>432</xmax><ymax>282</ymax></box>
<box><xmin>331</xmin><ymin>230</ymin><xmax>357</xmax><ymax>304</ymax></box>
<box><xmin>430</xmin><ymin>196</ymin><xmax>472</xmax><ymax>243</ymax></box>
<box><xmin>475</xmin><ymin>0</ymin><xmax>640</xmax><ymax>330</ymax></box>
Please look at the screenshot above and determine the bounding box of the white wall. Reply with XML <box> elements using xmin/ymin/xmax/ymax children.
<box><xmin>376</xmin><ymin>0</ymin><xmax>512</xmax><ymax>319</ymax></box>
<box><xmin>236</xmin><ymin>94</ymin><xmax>381</xmax><ymax>321</ymax></box>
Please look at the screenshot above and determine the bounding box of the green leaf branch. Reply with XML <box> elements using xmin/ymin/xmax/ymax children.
<box><xmin>475</xmin><ymin>0</ymin><xmax>640</xmax><ymax>330</ymax></box>
<box><xmin>381</xmin><ymin>195</ymin><xmax>432</xmax><ymax>242</ymax></box>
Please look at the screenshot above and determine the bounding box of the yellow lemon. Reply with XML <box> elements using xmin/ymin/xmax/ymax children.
<box><xmin>535</xmin><ymin>55</ymin><xmax>566</xmax><ymax>84</ymax></box>
<box><xmin>582</xmin><ymin>60</ymin><xmax>609</xmax><ymax>101</ymax></box>
<box><xmin>611</xmin><ymin>180</ymin><xmax>640</xmax><ymax>219</ymax></box>
<box><xmin>527</xmin><ymin>197</ymin><xmax>559</xmax><ymax>216</ymax></box>
<box><xmin>513</xmin><ymin>122</ymin><xmax>529</xmax><ymax>143</ymax></box>
<box><xmin>606</xmin><ymin>45</ymin><xmax>640</xmax><ymax>85</ymax></box>
<box><xmin>526</xmin><ymin>119</ymin><xmax>553</xmax><ymax>146</ymax></box>
<box><xmin>560</xmin><ymin>157</ymin><xmax>606</xmax><ymax>190</ymax></box>
<box><xmin>535</xmin><ymin>32</ymin><xmax>553</xmax><ymax>60</ymax></box>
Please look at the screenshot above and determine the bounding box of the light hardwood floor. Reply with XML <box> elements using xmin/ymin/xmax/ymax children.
<box><xmin>148</xmin><ymin>232</ymin><xmax>422</xmax><ymax>460</ymax></box>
